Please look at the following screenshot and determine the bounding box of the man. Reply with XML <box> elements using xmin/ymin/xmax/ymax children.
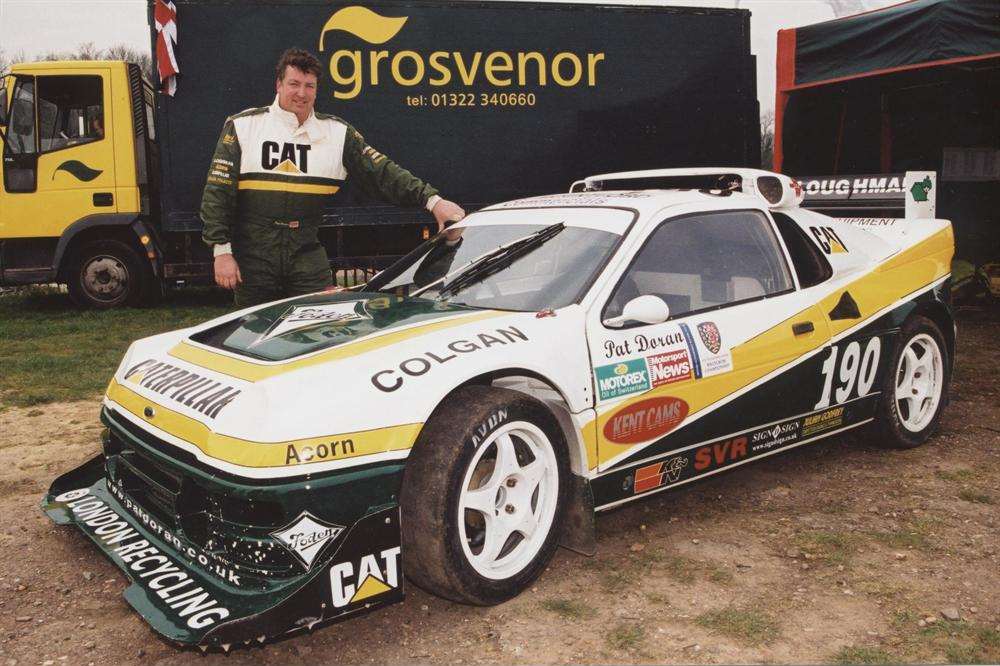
<box><xmin>200</xmin><ymin>48</ymin><xmax>464</xmax><ymax>306</ymax></box>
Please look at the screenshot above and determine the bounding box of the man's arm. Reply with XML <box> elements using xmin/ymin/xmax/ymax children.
<box><xmin>200</xmin><ymin>119</ymin><xmax>242</xmax><ymax>289</ymax></box>
<box><xmin>343</xmin><ymin>126</ymin><xmax>464</xmax><ymax>230</ymax></box>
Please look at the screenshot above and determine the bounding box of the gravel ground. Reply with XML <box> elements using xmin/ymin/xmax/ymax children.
<box><xmin>1</xmin><ymin>310</ymin><xmax>997</xmax><ymax>665</ymax></box>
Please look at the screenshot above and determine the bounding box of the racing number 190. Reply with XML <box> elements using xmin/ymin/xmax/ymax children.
<box><xmin>815</xmin><ymin>337</ymin><xmax>881</xmax><ymax>409</ymax></box>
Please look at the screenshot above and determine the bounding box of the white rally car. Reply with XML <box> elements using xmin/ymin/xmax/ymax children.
<box><xmin>44</xmin><ymin>168</ymin><xmax>955</xmax><ymax>647</ymax></box>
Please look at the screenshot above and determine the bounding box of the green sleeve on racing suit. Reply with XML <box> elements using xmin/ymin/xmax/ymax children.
<box><xmin>343</xmin><ymin>125</ymin><xmax>439</xmax><ymax>208</ymax></box>
<box><xmin>200</xmin><ymin>119</ymin><xmax>242</xmax><ymax>247</ymax></box>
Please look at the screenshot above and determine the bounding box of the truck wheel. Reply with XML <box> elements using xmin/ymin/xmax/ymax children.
<box><xmin>401</xmin><ymin>385</ymin><xmax>570</xmax><ymax>605</ymax></box>
<box><xmin>66</xmin><ymin>239</ymin><xmax>148</xmax><ymax>308</ymax></box>
<box><xmin>873</xmin><ymin>316</ymin><xmax>949</xmax><ymax>449</ymax></box>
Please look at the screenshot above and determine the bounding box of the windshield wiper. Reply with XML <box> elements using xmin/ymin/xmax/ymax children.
<box><xmin>436</xmin><ymin>223</ymin><xmax>565</xmax><ymax>299</ymax></box>
<box><xmin>411</xmin><ymin>223</ymin><xmax>565</xmax><ymax>299</ymax></box>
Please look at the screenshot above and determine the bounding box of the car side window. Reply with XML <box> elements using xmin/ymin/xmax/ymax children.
<box><xmin>604</xmin><ymin>210</ymin><xmax>794</xmax><ymax>321</ymax></box>
<box><xmin>771</xmin><ymin>211</ymin><xmax>833</xmax><ymax>288</ymax></box>
<box><xmin>36</xmin><ymin>75</ymin><xmax>104</xmax><ymax>153</ymax></box>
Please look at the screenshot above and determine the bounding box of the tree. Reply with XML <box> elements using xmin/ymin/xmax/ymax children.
<box><xmin>760</xmin><ymin>110</ymin><xmax>775</xmax><ymax>171</ymax></box>
<box><xmin>12</xmin><ymin>42</ymin><xmax>154</xmax><ymax>83</ymax></box>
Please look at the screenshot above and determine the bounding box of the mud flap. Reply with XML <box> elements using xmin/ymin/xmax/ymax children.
<box><xmin>42</xmin><ymin>456</ymin><xmax>404</xmax><ymax>647</ymax></box>
<box><xmin>559</xmin><ymin>473</ymin><xmax>597</xmax><ymax>557</ymax></box>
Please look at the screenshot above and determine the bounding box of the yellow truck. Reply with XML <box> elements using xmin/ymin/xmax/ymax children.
<box><xmin>0</xmin><ymin>0</ymin><xmax>761</xmax><ymax>308</ymax></box>
<box><xmin>1</xmin><ymin>61</ymin><xmax>162</xmax><ymax>306</ymax></box>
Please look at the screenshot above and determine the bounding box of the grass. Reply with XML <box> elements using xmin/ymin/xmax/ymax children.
<box><xmin>891</xmin><ymin>610</ymin><xmax>1000</xmax><ymax>663</ymax></box>
<box><xmin>958</xmin><ymin>489</ymin><xmax>993</xmax><ymax>504</ymax></box>
<box><xmin>794</xmin><ymin>530</ymin><xmax>859</xmax><ymax>566</ymax></box>
<box><xmin>695</xmin><ymin>606</ymin><xmax>780</xmax><ymax>645</ymax></box>
<box><xmin>831</xmin><ymin>645</ymin><xmax>896</xmax><ymax>664</ymax></box>
<box><xmin>540</xmin><ymin>598</ymin><xmax>595</xmax><ymax>620</ymax></box>
<box><xmin>0</xmin><ymin>287</ymin><xmax>231</xmax><ymax>408</ymax></box>
<box><xmin>868</xmin><ymin>517</ymin><xmax>938</xmax><ymax>552</ymax></box>
<box><xmin>662</xmin><ymin>555</ymin><xmax>700</xmax><ymax>584</ymax></box>
<box><xmin>935</xmin><ymin>468</ymin><xmax>975</xmax><ymax>482</ymax></box>
<box><xmin>605</xmin><ymin>624</ymin><xmax>645</xmax><ymax>651</ymax></box>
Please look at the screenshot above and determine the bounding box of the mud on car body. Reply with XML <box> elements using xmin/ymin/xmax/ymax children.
<box><xmin>44</xmin><ymin>168</ymin><xmax>956</xmax><ymax>647</ymax></box>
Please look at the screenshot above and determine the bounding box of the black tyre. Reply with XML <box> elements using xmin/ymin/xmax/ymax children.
<box><xmin>873</xmin><ymin>315</ymin><xmax>950</xmax><ymax>449</ymax></box>
<box><xmin>66</xmin><ymin>239</ymin><xmax>149</xmax><ymax>308</ymax></box>
<box><xmin>401</xmin><ymin>385</ymin><xmax>570</xmax><ymax>605</ymax></box>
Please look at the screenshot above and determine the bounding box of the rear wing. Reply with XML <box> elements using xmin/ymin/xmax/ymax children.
<box><xmin>794</xmin><ymin>171</ymin><xmax>937</xmax><ymax>222</ymax></box>
<box><xmin>570</xmin><ymin>168</ymin><xmax>805</xmax><ymax>210</ymax></box>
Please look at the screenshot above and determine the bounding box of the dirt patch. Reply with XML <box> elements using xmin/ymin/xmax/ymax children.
<box><xmin>2</xmin><ymin>315</ymin><xmax>998</xmax><ymax>665</ymax></box>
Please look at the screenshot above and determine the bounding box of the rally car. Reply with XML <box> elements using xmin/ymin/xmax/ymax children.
<box><xmin>43</xmin><ymin>168</ymin><xmax>955</xmax><ymax>648</ymax></box>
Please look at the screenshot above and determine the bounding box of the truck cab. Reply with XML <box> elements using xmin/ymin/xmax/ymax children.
<box><xmin>0</xmin><ymin>60</ymin><xmax>160</xmax><ymax>306</ymax></box>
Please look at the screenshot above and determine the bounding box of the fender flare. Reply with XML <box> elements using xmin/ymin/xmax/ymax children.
<box><xmin>52</xmin><ymin>213</ymin><xmax>140</xmax><ymax>274</ymax></box>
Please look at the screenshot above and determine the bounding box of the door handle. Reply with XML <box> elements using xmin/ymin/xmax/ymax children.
<box><xmin>93</xmin><ymin>192</ymin><xmax>114</xmax><ymax>207</ymax></box>
<box><xmin>792</xmin><ymin>321</ymin><xmax>815</xmax><ymax>335</ymax></box>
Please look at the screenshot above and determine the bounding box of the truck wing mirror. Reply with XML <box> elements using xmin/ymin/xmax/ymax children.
<box><xmin>0</xmin><ymin>87</ymin><xmax>7</xmax><ymax>127</ymax></box>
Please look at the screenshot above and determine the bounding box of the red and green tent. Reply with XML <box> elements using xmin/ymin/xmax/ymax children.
<box><xmin>775</xmin><ymin>0</ymin><xmax>1000</xmax><ymax>260</ymax></box>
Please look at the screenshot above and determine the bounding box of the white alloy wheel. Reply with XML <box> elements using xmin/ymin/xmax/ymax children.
<box><xmin>895</xmin><ymin>333</ymin><xmax>944</xmax><ymax>433</ymax></box>
<box><xmin>458</xmin><ymin>421</ymin><xmax>559</xmax><ymax>580</ymax></box>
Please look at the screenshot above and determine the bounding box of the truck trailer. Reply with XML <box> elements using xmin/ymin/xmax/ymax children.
<box><xmin>0</xmin><ymin>0</ymin><xmax>761</xmax><ymax>307</ymax></box>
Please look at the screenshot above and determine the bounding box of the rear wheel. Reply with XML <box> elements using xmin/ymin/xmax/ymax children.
<box><xmin>66</xmin><ymin>239</ymin><xmax>149</xmax><ymax>308</ymax></box>
<box><xmin>401</xmin><ymin>385</ymin><xmax>570</xmax><ymax>605</ymax></box>
<box><xmin>873</xmin><ymin>316</ymin><xmax>949</xmax><ymax>449</ymax></box>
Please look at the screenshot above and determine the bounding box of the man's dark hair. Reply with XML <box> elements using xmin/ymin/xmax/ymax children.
<box><xmin>276</xmin><ymin>48</ymin><xmax>322</xmax><ymax>80</ymax></box>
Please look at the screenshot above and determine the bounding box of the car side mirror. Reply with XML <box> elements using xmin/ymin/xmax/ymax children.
<box><xmin>602</xmin><ymin>295</ymin><xmax>671</xmax><ymax>328</ymax></box>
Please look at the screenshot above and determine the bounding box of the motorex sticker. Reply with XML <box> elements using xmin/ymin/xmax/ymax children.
<box><xmin>595</xmin><ymin>359</ymin><xmax>650</xmax><ymax>401</ymax></box>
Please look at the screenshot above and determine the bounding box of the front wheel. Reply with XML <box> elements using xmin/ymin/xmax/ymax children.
<box><xmin>66</xmin><ymin>239</ymin><xmax>149</xmax><ymax>308</ymax></box>
<box><xmin>400</xmin><ymin>385</ymin><xmax>570</xmax><ymax>605</ymax></box>
<box><xmin>873</xmin><ymin>315</ymin><xmax>950</xmax><ymax>449</ymax></box>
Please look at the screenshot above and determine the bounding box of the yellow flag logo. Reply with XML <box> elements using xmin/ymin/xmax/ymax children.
<box><xmin>319</xmin><ymin>6</ymin><xmax>408</xmax><ymax>50</ymax></box>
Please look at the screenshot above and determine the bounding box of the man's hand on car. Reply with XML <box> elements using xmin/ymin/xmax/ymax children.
<box><xmin>432</xmin><ymin>199</ymin><xmax>465</xmax><ymax>231</ymax></box>
<box><xmin>214</xmin><ymin>253</ymin><xmax>242</xmax><ymax>290</ymax></box>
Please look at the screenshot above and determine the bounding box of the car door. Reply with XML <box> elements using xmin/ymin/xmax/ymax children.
<box><xmin>584</xmin><ymin>208</ymin><xmax>832</xmax><ymax>502</ymax></box>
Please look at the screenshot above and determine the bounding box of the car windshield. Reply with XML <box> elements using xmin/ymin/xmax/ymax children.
<box><xmin>367</xmin><ymin>220</ymin><xmax>622</xmax><ymax>311</ymax></box>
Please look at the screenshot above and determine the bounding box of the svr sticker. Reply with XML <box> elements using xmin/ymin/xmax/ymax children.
<box><xmin>330</xmin><ymin>547</ymin><xmax>401</xmax><ymax>608</ymax></box>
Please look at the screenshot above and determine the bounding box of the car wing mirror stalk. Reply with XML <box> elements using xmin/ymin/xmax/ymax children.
<box><xmin>602</xmin><ymin>295</ymin><xmax>671</xmax><ymax>328</ymax></box>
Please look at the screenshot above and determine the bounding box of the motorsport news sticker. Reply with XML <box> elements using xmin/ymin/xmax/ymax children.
<box><xmin>646</xmin><ymin>349</ymin><xmax>694</xmax><ymax>387</ymax></box>
<box><xmin>594</xmin><ymin>359</ymin><xmax>650</xmax><ymax>401</ymax></box>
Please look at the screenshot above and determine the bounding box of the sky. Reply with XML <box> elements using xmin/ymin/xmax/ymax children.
<box><xmin>0</xmin><ymin>0</ymin><xmax>902</xmax><ymax>112</ymax></box>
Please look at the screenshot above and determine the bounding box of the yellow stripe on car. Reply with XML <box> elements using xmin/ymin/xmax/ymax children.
<box><xmin>107</xmin><ymin>380</ymin><xmax>421</xmax><ymax>469</ymax></box>
<box><xmin>588</xmin><ymin>226</ymin><xmax>953</xmax><ymax>468</ymax></box>
<box><xmin>169</xmin><ymin>310</ymin><xmax>505</xmax><ymax>382</ymax></box>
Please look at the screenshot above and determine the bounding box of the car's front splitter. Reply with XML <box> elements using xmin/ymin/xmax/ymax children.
<box><xmin>42</xmin><ymin>455</ymin><xmax>404</xmax><ymax>648</ymax></box>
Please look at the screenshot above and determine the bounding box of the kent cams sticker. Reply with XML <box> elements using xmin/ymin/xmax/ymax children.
<box><xmin>604</xmin><ymin>397</ymin><xmax>688</xmax><ymax>444</ymax></box>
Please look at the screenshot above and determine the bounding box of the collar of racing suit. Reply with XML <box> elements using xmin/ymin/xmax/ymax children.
<box><xmin>269</xmin><ymin>95</ymin><xmax>324</xmax><ymax>143</ymax></box>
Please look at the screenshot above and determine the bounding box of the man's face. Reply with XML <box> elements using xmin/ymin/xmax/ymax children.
<box><xmin>275</xmin><ymin>66</ymin><xmax>318</xmax><ymax>121</ymax></box>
